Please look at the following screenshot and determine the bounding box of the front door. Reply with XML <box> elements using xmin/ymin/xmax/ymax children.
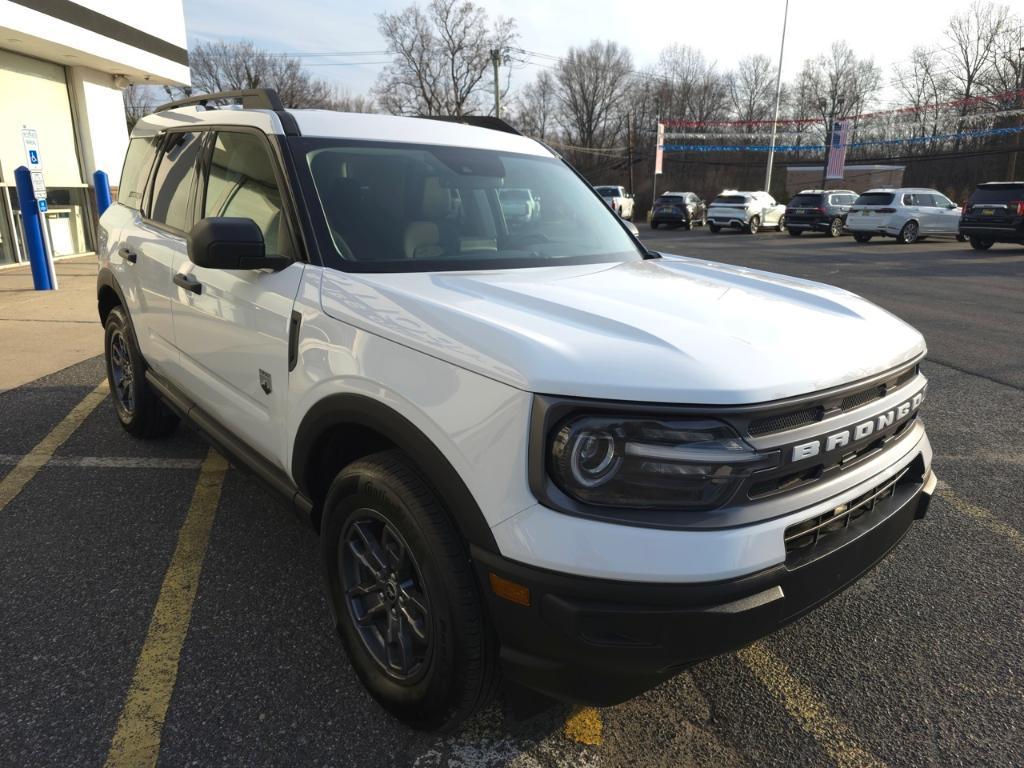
<box><xmin>170</xmin><ymin>130</ymin><xmax>304</xmax><ymax>470</ymax></box>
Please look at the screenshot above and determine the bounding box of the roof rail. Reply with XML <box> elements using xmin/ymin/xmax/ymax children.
<box><xmin>153</xmin><ymin>89</ymin><xmax>300</xmax><ymax>136</ymax></box>
<box><xmin>419</xmin><ymin>115</ymin><xmax>522</xmax><ymax>136</ymax></box>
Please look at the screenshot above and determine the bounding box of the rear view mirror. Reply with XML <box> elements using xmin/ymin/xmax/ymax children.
<box><xmin>187</xmin><ymin>217</ymin><xmax>288</xmax><ymax>271</ymax></box>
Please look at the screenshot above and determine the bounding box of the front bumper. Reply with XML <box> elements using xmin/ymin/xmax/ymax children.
<box><xmin>475</xmin><ymin>465</ymin><xmax>935</xmax><ymax>706</ymax></box>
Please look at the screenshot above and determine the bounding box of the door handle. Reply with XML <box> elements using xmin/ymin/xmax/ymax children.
<box><xmin>173</xmin><ymin>272</ymin><xmax>202</xmax><ymax>295</ymax></box>
<box><xmin>118</xmin><ymin>247</ymin><xmax>137</xmax><ymax>264</ymax></box>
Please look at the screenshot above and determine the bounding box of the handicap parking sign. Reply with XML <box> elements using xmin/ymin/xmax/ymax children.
<box><xmin>38</xmin><ymin>200</ymin><xmax>48</xmax><ymax>212</ymax></box>
<box><xmin>28</xmin><ymin>150</ymin><xmax>39</xmax><ymax>165</ymax></box>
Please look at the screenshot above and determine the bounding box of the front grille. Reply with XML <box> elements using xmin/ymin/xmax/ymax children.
<box><xmin>784</xmin><ymin>467</ymin><xmax>909</xmax><ymax>555</ymax></box>
<box><xmin>746</xmin><ymin>363</ymin><xmax>919</xmax><ymax>439</ymax></box>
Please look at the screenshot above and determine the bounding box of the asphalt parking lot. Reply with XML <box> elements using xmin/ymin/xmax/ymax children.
<box><xmin>1</xmin><ymin>229</ymin><xmax>1022</xmax><ymax>767</ymax></box>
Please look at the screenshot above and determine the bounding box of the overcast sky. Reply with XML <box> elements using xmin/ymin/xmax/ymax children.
<box><xmin>182</xmin><ymin>0</ymin><xmax>1010</xmax><ymax>107</ymax></box>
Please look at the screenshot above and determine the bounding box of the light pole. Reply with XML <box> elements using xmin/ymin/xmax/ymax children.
<box><xmin>819</xmin><ymin>96</ymin><xmax>845</xmax><ymax>190</ymax></box>
<box><xmin>763</xmin><ymin>0</ymin><xmax>790</xmax><ymax>195</ymax></box>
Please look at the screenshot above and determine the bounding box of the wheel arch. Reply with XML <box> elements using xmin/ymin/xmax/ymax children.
<box><xmin>97</xmin><ymin>267</ymin><xmax>126</xmax><ymax>324</ymax></box>
<box><xmin>292</xmin><ymin>393</ymin><xmax>498</xmax><ymax>552</ymax></box>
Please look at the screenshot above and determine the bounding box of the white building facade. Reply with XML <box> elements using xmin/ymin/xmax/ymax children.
<box><xmin>0</xmin><ymin>0</ymin><xmax>189</xmax><ymax>265</ymax></box>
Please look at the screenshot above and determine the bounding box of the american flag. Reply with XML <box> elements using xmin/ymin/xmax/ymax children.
<box><xmin>826</xmin><ymin>120</ymin><xmax>850</xmax><ymax>179</ymax></box>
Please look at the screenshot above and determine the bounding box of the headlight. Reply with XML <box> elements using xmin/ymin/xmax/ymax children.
<box><xmin>548</xmin><ymin>415</ymin><xmax>778</xmax><ymax>510</ymax></box>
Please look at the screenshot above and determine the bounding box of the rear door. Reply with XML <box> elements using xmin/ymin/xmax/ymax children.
<box><xmin>169</xmin><ymin>128</ymin><xmax>305</xmax><ymax>469</ymax></box>
<box><xmin>131</xmin><ymin>129</ymin><xmax>204</xmax><ymax>373</ymax></box>
<box><xmin>927</xmin><ymin>192</ymin><xmax>960</xmax><ymax>234</ymax></box>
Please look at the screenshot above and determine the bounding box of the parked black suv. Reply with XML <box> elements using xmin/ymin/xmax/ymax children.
<box><xmin>959</xmin><ymin>182</ymin><xmax>1024</xmax><ymax>250</ymax></box>
<box><xmin>651</xmin><ymin>191</ymin><xmax>706</xmax><ymax>229</ymax></box>
<box><xmin>786</xmin><ymin>189</ymin><xmax>858</xmax><ymax>237</ymax></box>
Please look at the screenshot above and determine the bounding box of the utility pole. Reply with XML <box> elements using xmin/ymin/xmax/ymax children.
<box><xmin>1007</xmin><ymin>46</ymin><xmax>1024</xmax><ymax>180</ymax></box>
<box><xmin>764</xmin><ymin>0</ymin><xmax>789</xmax><ymax>194</ymax></box>
<box><xmin>627</xmin><ymin>112</ymin><xmax>635</xmax><ymax>195</ymax></box>
<box><xmin>491</xmin><ymin>49</ymin><xmax>501</xmax><ymax>119</ymax></box>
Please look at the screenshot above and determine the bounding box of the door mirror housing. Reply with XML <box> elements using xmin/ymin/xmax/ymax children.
<box><xmin>187</xmin><ymin>217</ymin><xmax>289</xmax><ymax>271</ymax></box>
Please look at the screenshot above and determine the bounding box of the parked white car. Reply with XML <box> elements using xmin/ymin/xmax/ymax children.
<box><xmin>498</xmin><ymin>187</ymin><xmax>539</xmax><ymax>223</ymax></box>
<box><xmin>847</xmin><ymin>188</ymin><xmax>962</xmax><ymax>244</ymax></box>
<box><xmin>707</xmin><ymin>190</ymin><xmax>786</xmax><ymax>234</ymax></box>
<box><xmin>97</xmin><ymin>89</ymin><xmax>936</xmax><ymax>730</ymax></box>
<box><xmin>594</xmin><ymin>185</ymin><xmax>635</xmax><ymax>220</ymax></box>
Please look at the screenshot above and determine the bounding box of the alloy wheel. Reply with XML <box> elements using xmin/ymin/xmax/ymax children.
<box><xmin>340</xmin><ymin>512</ymin><xmax>431</xmax><ymax>682</ymax></box>
<box><xmin>901</xmin><ymin>221</ymin><xmax>919</xmax><ymax>244</ymax></box>
<box><xmin>830</xmin><ymin>218</ymin><xmax>843</xmax><ymax>237</ymax></box>
<box><xmin>109</xmin><ymin>329</ymin><xmax>135</xmax><ymax>416</ymax></box>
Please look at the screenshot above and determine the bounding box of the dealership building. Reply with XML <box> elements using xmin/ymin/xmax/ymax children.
<box><xmin>0</xmin><ymin>0</ymin><xmax>189</xmax><ymax>266</ymax></box>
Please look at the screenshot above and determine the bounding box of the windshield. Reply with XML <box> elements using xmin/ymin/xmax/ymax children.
<box><xmin>855</xmin><ymin>192</ymin><xmax>895</xmax><ymax>206</ymax></box>
<box><xmin>297</xmin><ymin>139</ymin><xmax>642</xmax><ymax>272</ymax></box>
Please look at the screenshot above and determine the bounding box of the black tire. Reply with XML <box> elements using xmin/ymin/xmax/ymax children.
<box><xmin>787</xmin><ymin>228</ymin><xmax>802</xmax><ymax>237</ymax></box>
<box><xmin>896</xmin><ymin>220</ymin><xmax>919</xmax><ymax>244</ymax></box>
<box><xmin>747</xmin><ymin>216</ymin><xmax>760</xmax><ymax>235</ymax></box>
<box><xmin>775</xmin><ymin>215</ymin><xmax>786</xmax><ymax>232</ymax></box>
<box><xmin>853</xmin><ymin>233</ymin><xmax>872</xmax><ymax>243</ymax></box>
<box><xmin>956</xmin><ymin>233</ymin><xmax>967</xmax><ymax>242</ymax></box>
<box><xmin>827</xmin><ymin>217</ymin><xmax>843</xmax><ymax>238</ymax></box>
<box><xmin>650</xmin><ymin>221</ymin><xmax>658</xmax><ymax>230</ymax></box>
<box><xmin>321</xmin><ymin>450</ymin><xmax>498</xmax><ymax>731</ymax></box>
<box><xmin>103</xmin><ymin>305</ymin><xmax>178</xmax><ymax>438</ymax></box>
<box><xmin>969</xmin><ymin>236</ymin><xmax>993</xmax><ymax>251</ymax></box>
<box><xmin>709</xmin><ymin>223</ymin><xmax>721</xmax><ymax>233</ymax></box>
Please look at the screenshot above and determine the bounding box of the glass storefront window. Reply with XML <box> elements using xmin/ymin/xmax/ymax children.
<box><xmin>5</xmin><ymin>185</ymin><xmax>94</xmax><ymax>261</ymax></box>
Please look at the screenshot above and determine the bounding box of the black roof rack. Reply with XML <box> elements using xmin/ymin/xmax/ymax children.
<box><xmin>418</xmin><ymin>115</ymin><xmax>522</xmax><ymax>136</ymax></box>
<box><xmin>153</xmin><ymin>89</ymin><xmax>300</xmax><ymax>136</ymax></box>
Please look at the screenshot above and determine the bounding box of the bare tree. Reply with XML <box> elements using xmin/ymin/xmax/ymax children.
<box><xmin>944</xmin><ymin>1</ymin><xmax>1012</xmax><ymax>101</ymax></box>
<box><xmin>186</xmin><ymin>40</ymin><xmax>336</xmax><ymax>108</ymax></box>
<box><xmin>123</xmin><ymin>84</ymin><xmax>158</xmax><ymax>131</ymax></box>
<box><xmin>512</xmin><ymin>69</ymin><xmax>557</xmax><ymax>139</ymax></box>
<box><xmin>653</xmin><ymin>45</ymin><xmax>728</xmax><ymax>123</ymax></box>
<box><xmin>728</xmin><ymin>55</ymin><xmax>776</xmax><ymax>125</ymax></box>
<box><xmin>331</xmin><ymin>87</ymin><xmax>378</xmax><ymax>113</ymax></box>
<box><xmin>375</xmin><ymin>0</ymin><xmax>517</xmax><ymax>116</ymax></box>
<box><xmin>555</xmin><ymin>40</ymin><xmax>633</xmax><ymax>150</ymax></box>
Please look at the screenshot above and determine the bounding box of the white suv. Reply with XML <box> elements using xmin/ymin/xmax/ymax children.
<box><xmin>847</xmin><ymin>188</ymin><xmax>962</xmax><ymax>244</ymax></box>
<box><xmin>707</xmin><ymin>190</ymin><xmax>787</xmax><ymax>234</ymax></box>
<box><xmin>98</xmin><ymin>90</ymin><xmax>937</xmax><ymax>730</ymax></box>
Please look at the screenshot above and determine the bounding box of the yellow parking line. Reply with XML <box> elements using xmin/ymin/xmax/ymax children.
<box><xmin>0</xmin><ymin>379</ymin><xmax>108</xmax><ymax>512</ymax></box>
<box><xmin>564</xmin><ymin>706</ymin><xmax>603</xmax><ymax>746</ymax></box>
<box><xmin>103</xmin><ymin>448</ymin><xmax>228</xmax><ymax>768</ymax></box>
<box><xmin>937</xmin><ymin>481</ymin><xmax>1023</xmax><ymax>553</ymax></box>
<box><xmin>737</xmin><ymin>643</ymin><xmax>886</xmax><ymax>768</ymax></box>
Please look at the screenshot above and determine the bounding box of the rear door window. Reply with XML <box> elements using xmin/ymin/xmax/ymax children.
<box><xmin>854</xmin><ymin>193</ymin><xmax>895</xmax><ymax>207</ymax></box>
<box><xmin>118</xmin><ymin>137</ymin><xmax>158</xmax><ymax>211</ymax></box>
<box><xmin>149</xmin><ymin>131</ymin><xmax>202</xmax><ymax>232</ymax></box>
<box><xmin>968</xmin><ymin>185</ymin><xmax>1024</xmax><ymax>205</ymax></box>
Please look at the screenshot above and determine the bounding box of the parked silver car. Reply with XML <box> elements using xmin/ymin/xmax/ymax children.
<box><xmin>847</xmin><ymin>188</ymin><xmax>962</xmax><ymax>244</ymax></box>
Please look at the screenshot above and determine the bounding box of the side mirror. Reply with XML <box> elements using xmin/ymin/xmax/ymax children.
<box><xmin>187</xmin><ymin>217</ymin><xmax>288</xmax><ymax>271</ymax></box>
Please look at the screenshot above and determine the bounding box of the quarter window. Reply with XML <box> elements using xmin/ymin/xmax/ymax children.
<box><xmin>203</xmin><ymin>132</ymin><xmax>290</xmax><ymax>257</ymax></box>
<box><xmin>118</xmin><ymin>137</ymin><xmax>158</xmax><ymax>211</ymax></box>
<box><xmin>149</xmin><ymin>131</ymin><xmax>202</xmax><ymax>231</ymax></box>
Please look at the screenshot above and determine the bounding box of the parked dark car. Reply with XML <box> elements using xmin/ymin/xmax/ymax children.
<box><xmin>785</xmin><ymin>189</ymin><xmax>858</xmax><ymax>237</ymax></box>
<box><xmin>959</xmin><ymin>181</ymin><xmax>1024</xmax><ymax>250</ymax></box>
<box><xmin>651</xmin><ymin>191</ymin><xmax>706</xmax><ymax>229</ymax></box>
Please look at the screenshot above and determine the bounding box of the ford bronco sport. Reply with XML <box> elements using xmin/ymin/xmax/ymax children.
<box><xmin>98</xmin><ymin>89</ymin><xmax>937</xmax><ymax>730</ymax></box>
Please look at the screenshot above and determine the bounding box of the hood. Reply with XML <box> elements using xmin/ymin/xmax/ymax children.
<box><xmin>319</xmin><ymin>255</ymin><xmax>926</xmax><ymax>405</ymax></box>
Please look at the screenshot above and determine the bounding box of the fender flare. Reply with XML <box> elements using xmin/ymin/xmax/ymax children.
<box><xmin>96</xmin><ymin>267</ymin><xmax>128</xmax><ymax>323</ymax></box>
<box><xmin>292</xmin><ymin>393</ymin><xmax>498</xmax><ymax>553</ymax></box>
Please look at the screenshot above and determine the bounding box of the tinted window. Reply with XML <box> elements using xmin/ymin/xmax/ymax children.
<box><xmin>855</xmin><ymin>192</ymin><xmax>895</xmax><ymax>206</ymax></box>
<box><xmin>789</xmin><ymin>194</ymin><xmax>823</xmax><ymax>206</ymax></box>
<box><xmin>595</xmin><ymin>187</ymin><xmax>618</xmax><ymax>197</ymax></box>
<box><xmin>203</xmin><ymin>132</ymin><xmax>290</xmax><ymax>256</ymax></box>
<box><xmin>149</xmin><ymin>131</ymin><xmax>202</xmax><ymax>231</ymax></box>
<box><xmin>301</xmin><ymin>140</ymin><xmax>641</xmax><ymax>271</ymax></box>
<box><xmin>968</xmin><ymin>184</ymin><xmax>1024</xmax><ymax>204</ymax></box>
<box><xmin>118</xmin><ymin>137</ymin><xmax>158</xmax><ymax>210</ymax></box>
<box><xmin>656</xmin><ymin>196</ymin><xmax>684</xmax><ymax>204</ymax></box>
<box><xmin>713</xmin><ymin>195</ymin><xmax>748</xmax><ymax>204</ymax></box>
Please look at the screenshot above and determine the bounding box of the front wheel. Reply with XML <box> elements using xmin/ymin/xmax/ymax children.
<box><xmin>103</xmin><ymin>306</ymin><xmax>178</xmax><ymax>438</ymax></box>
<box><xmin>775</xmin><ymin>215</ymin><xmax>785</xmax><ymax>232</ymax></box>
<box><xmin>747</xmin><ymin>216</ymin><xmax>760</xmax><ymax>235</ymax></box>
<box><xmin>828</xmin><ymin>217</ymin><xmax>844</xmax><ymax>238</ymax></box>
<box><xmin>321</xmin><ymin>450</ymin><xmax>498</xmax><ymax>731</ymax></box>
<box><xmin>853</xmin><ymin>233</ymin><xmax>872</xmax><ymax>243</ymax></box>
<box><xmin>896</xmin><ymin>220</ymin><xmax>920</xmax><ymax>244</ymax></box>
<box><xmin>969</xmin><ymin>236</ymin><xmax>993</xmax><ymax>251</ymax></box>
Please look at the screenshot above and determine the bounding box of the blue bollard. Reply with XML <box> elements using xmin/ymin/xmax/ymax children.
<box><xmin>93</xmin><ymin>169</ymin><xmax>112</xmax><ymax>216</ymax></box>
<box><xmin>13</xmin><ymin>166</ymin><xmax>52</xmax><ymax>291</ymax></box>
